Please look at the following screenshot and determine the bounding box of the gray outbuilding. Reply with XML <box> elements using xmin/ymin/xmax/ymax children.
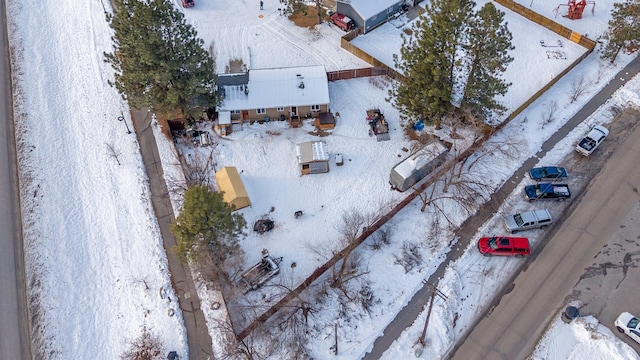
<box><xmin>389</xmin><ymin>140</ymin><xmax>450</xmax><ymax>192</ymax></box>
<box><xmin>336</xmin><ymin>0</ymin><xmax>405</xmax><ymax>34</ymax></box>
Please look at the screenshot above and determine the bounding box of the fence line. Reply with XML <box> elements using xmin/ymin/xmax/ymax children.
<box><xmin>493</xmin><ymin>0</ymin><xmax>596</xmax><ymax>120</ymax></box>
<box><xmin>237</xmin><ymin>0</ymin><xmax>600</xmax><ymax>340</ymax></box>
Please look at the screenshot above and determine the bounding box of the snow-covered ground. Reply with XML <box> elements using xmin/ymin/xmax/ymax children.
<box><xmin>520</xmin><ymin>0</ymin><xmax>615</xmax><ymax>38</ymax></box>
<box><xmin>7</xmin><ymin>0</ymin><xmax>187</xmax><ymax>358</ymax></box>
<box><xmin>352</xmin><ymin>0</ymin><xmax>588</xmax><ymax>113</ymax></box>
<box><xmin>379</xmin><ymin>71</ymin><xmax>640</xmax><ymax>360</ymax></box>
<box><xmin>532</xmin><ymin>312</ymin><xmax>640</xmax><ymax>360</ymax></box>
<box><xmin>7</xmin><ymin>0</ymin><xmax>639</xmax><ymax>359</ymax></box>
<box><xmin>177</xmin><ymin>0</ymin><xmax>369</xmax><ymax>72</ymax></box>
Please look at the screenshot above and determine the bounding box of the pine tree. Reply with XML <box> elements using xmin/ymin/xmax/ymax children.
<box><xmin>600</xmin><ymin>0</ymin><xmax>640</xmax><ymax>63</ymax></box>
<box><xmin>170</xmin><ymin>186</ymin><xmax>246</xmax><ymax>263</ymax></box>
<box><xmin>390</xmin><ymin>0</ymin><xmax>475</xmax><ymax>129</ymax></box>
<box><xmin>106</xmin><ymin>0</ymin><xmax>220</xmax><ymax>120</ymax></box>
<box><xmin>462</xmin><ymin>2</ymin><xmax>514</xmax><ymax>122</ymax></box>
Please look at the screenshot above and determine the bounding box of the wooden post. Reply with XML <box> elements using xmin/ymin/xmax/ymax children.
<box><xmin>334</xmin><ymin>323</ymin><xmax>338</xmax><ymax>355</ymax></box>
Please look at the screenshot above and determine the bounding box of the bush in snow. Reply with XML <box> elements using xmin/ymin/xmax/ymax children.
<box><xmin>394</xmin><ymin>241</ymin><xmax>423</xmax><ymax>273</ymax></box>
<box><xmin>121</xmin><ymin>326</ymin><xmax>163</xmax><ymax>360</ymax></box>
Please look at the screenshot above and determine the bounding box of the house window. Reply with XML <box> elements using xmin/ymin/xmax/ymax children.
<box><xmin>256</xmin><ymin>108</ymin><xmax>266</xmax><ymax>114</ymax></box>
<box><xmin>277</xmin><ymin>107</ymin><xmax>284</xmax><ymax>112</ymax></box>
<box><xmin>231</xmin><ymin>110</ymin><xmax>240</xmax><ymax>114</ymax></box>
<box><xmin>311</xmin><ymin>105</ymin><xmax>321</xmax><ymax>112</ymax></box>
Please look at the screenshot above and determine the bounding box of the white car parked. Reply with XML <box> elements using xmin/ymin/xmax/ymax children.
<box><xmin>615</xmin><ymin>312</ymin><xmax>640</xmax><ymax>344</ymax></box>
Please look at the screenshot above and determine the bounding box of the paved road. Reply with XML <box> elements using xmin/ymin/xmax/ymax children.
<box><xmin>363</xmin><ymin>55</ymin><xmax>640</xmax><ymax>360</ymax></box>
<box><xmin>130</xmin><ymin>109</ymin><xmax>214</xmax><ymax>360</ymax></box>
<box><xmin>450</xmin><ymin>108</ymin><xmax>640</xmax><ymax>360</ymax></box>
<box><xmin>0</xmin><ymin>1</ymin><xmax>32</xmax><ymax>359</ymax></box>
<box><xmin>572</xmin><ymin>192</ymin><xmax>640</xmax><ymax>355</ymax></box>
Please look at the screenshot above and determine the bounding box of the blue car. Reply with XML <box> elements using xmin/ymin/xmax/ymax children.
<box><xmin>527</xmin><ymin>166</ymin><xmax>568</xmax><ymax>182</ymax></box>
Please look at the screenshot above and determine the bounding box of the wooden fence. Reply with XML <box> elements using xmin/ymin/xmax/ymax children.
<box><xmin>236</xmin><ymin>0</ymin><xmax>600</xmax><ymax>340</ymax></box>
<box><xmin>327</xmin><ymin>67</ymin><xmax>389</xmax><ymax>81</ymax></box>
<box><xmin>493</xmin><ymin>0</ymin><xmax>597</xmax><ymax>120</ymax></box>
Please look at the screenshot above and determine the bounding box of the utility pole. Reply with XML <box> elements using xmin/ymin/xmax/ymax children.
<box><xmin>419</xmin><ymin>291</ymin><xmax>436</xmax><ymax>347</ymax></box>
<box><xmin>417</xmin><ymin>280</ymin><xmax>448</xmax><ymax>348</ymax></box>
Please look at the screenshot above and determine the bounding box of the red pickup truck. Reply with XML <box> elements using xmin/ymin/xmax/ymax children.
<box><xmin>330</xmin><ymin>13</ymin><xmax>355</xmax><ymax>31</ymax></box>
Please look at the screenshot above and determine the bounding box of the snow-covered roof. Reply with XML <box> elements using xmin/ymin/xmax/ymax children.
<box><xmin>392</xmin><ymin>141</ymin><xmax>448</xmax><ymax>178</ymax></box>
<box><xmin>218</xmin><ymin>65</ymin><xmax>329</xmax><ymax>111</ymax></box>
<box><xmin>296</xmin><ymin>141</ymin><xmax>329</xmax><ymax>164</ymax></box>
<box><xmin>218</xmin><ymin>111</ymin><xmax>231</xmax><ymax>125</ymax></box>
<box><xmin>342</xmin><ymin>0</ymin><xmax>400</xmax><ymax>20</ymax></box>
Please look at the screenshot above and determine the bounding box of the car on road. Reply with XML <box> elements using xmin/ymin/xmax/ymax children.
<box><xmin>524</xmin><ymin>183</ymin><xmax>571</xmax><ymax>202</ymax></box>
<box><xmin>615</xmin><ymin>312</ymin><xmax>640</xmax><ymax>344</ymax></box>
<box><xmin>527</xmin><ymin>166</ymin><xmax>568</xmax><ymax>181</ymax></box>
<box><xmin>503</xmin><ymin>209</ymin><xmax>553</xmax><ymax>233</ymax></box>
<box><xmin>477</xmin><ymin>236</ymin><xmax>530</xmax><ymax>257</ymax></box>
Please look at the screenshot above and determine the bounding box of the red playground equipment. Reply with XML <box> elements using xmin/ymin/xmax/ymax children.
<box><xmin>554</xmin><ymin>0</ymin><xmax>595</xmax><ymax>20</ymax></box>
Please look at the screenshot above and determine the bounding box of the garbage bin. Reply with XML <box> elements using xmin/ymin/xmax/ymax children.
<box><xmin>561</xmin><ymin>306</ymin><xmax>579</xmax><ymax>323</ymax></box>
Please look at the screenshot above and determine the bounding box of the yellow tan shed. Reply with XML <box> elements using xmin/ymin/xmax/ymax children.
<box><xmin>215</xmin><ymin>166</ymin><xmax>251</xmax><ymax>210</ymax></box>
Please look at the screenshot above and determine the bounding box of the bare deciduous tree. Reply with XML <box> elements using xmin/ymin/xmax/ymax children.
<box><xmin>417</xmin><ymin>130</ymin><xmax>521</xmax><ymax>229</ymax></box>
<box><xmin>541</xmin><ymin>101</ymin><xmax>559</xmax><ymax>126</ymax></box>
<box><xmin>121</xmin><ymin>326</ymin><xmax>163</xmax><ymax>360</ymax></box>
<box><xmin>329</xmin><ymin>207</ymin><xmax>379</xmax><ymax>300</ymax></box>
<box><xmin>209</xmin><ymin>316</ymin><xmax>279</xmax><ymax>360</ymax></box>
<box><xmin>394</xmin><ymin>241</ymin><xmax>423</xmax><ymax>273</ymax></box>
<box><xmin>568</xmin><ymin>75</ymin><xmax>592</xmax><ymax>103</ymax></box>
<box><xmin>106</xmin><ymin>142</ymin><xmax>122</xmax><ymax>166</ymax></box>
<box><xmin>270</xmin><ymin>283</ymin><xmax>315</xmax><ymax>331</ymax></box>
<box><xmin>194</xmin><ymin>247</ymin><xmax>245</xmax><ymax>302</ymax></box>
<box><xmin>166</xmin><ymin>142</ymin><xmax>221</xmax><ymax>208</ymax></box>
<box><xmin>594</xmin><ymin>62</ymin><xmax>610</xmax><ymax>84</ymax></box>
<box><xmin>369</xmin><ymin>227</ymin><xmax>391</xmax><ymax>250</ymax></box>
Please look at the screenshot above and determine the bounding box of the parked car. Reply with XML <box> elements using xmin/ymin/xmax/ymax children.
<box><xmin>330</xmin><ymin>12</ymin><xmax>355</xmax><ymax>31</ymax></box>
<box><xmin>615</xmin><ymin>312</ymin><xmax>640</xmax><ymax>344</ymax></box>
<box><xmin>525</xmin><ymin>183</ymin><xmax>571</xmax><ymax>202</ymax></box>
<box><xmin>182</xmin><ymin>0</ymin><xmax>195</xmax><ymax>8</ymax></box>
<box><xmin>527</xmin><ymin>166</ymin><xmax>568</xmax><ymax>181</ymax></box>
<box><xmin>576</xmin><ymin>125</ymin><xmax>608</xmax><ymax>156</ymax></box>
<box><xmin>503</xmin><ymin>209</ymin><xmax>553</xmax><ymax>233</ymax></box>
<box><xmin>477</xmin><ymin>236</ymin><xmax>530</xmax><ymax>257</ymax></box>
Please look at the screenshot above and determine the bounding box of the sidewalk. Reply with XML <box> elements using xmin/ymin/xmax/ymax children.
<box><xmin>363</xmin><ymin>55</ymin><xmax>640</xmax><ymax>360</ymax></box>
<box><xmin>130</xmin><ymin>109</ymin><xmax>213</xmax><ymax>360</ymax></box>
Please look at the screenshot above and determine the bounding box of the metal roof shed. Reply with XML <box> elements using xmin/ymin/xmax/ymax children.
<box><xmin>215</xmin><ymin>166</ymin><xmax>251</xmax><ymax>210</ymax></box>
<box><xmin>389</xmin><ymin>141</ymin><xmax>450</xmax><ymax>192</ymax></box>
<box><xmin>296</xmin><ymin>141</ymin><xmax>329</xmax><ymax>175</ymax></box>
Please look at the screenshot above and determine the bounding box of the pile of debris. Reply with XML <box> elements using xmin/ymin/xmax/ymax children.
<box><xmin>366</xmin><ymin>109</ymin><xmax>390</xmax><ymax>142</ymax></box>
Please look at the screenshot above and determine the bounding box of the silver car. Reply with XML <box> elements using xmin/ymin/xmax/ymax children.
<box><xmin>503</xmin><ymin>209</ymin><xmax>553</xmax><ymax>234</ymax></box>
